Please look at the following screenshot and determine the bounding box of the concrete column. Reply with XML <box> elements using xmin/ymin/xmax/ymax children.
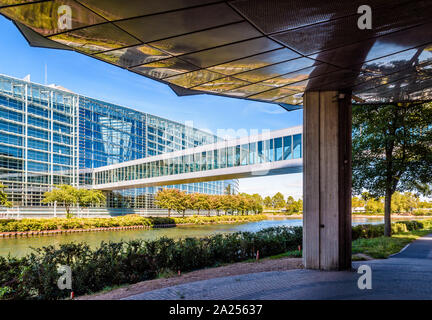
<box><xmin>303</xmin><ymin>90</ymin><xmax>352</xmax><ymax>271</ymax></box>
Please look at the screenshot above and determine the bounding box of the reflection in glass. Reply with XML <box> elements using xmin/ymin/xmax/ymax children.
<box><xmin>240</xmin><ymin>144</ymin><xmax>249</xmax><ymax>165</ymax></box>
<box><xmin>150</xmin><ymin>22</ymin><xmax>260</xmax><ymax>56</ymax></box>
<box><xmin>0</xmin><ymin>0</ymin><xmax>105</xmax><ymax>35</ymax></box>
<box><xmin>249</xmin><ymin>142</ymin><xmax>256</xmax><ymax>165</ymax></box>
<box><xmin>283</xmin><ymin>136</ymin><xmax>292</xmax><ymax>160</ymax></box>
<box><xmin>95</xmin><ymin>45</ymin><xmax>170</xmax><ymax>67</ymax></box>
<box><xmin>274</xmin><ymin>137</ymin><xmax>282</xmax><ymax>161</ymax></box>
<box><xmin>208</xmin><ymin>48</ymin><xmax>300</xmax><ymax>75</ymax></box>
<box><xmin>192</xmin><ymin>77</ymin><xmax>250</xmax><ymax>93</ymax></box>
<box><xmin>181</xmin><ymin>37</ymin><xmax>282</xmax><ymax>68</ymax></box>
<box><xmin>49</xmin><ymin>23</ymin><xmax>139</xmax><ymax>54</ymax></box>
<box><xmin>132</xmin><ymin>58</ymin><xmax>199</xmax><ymax>79</ymax></box>
<box><xmin>165</xmin><ymin>69</ymin><xmax>223</xmax><ymax>88</ymax></box>
<box><xmin>227</xmin><ymin>146</ymin><xmax>234</xmax><ymax>167</ymax></box>
<box><xmin>293</xmin><ymin>134</ymin><xmax>302</xmax><ymax>158</ymax></box>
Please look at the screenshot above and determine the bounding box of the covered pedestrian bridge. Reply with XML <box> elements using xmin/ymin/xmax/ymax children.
<box><xmin>92</xmin><ymin>127</ymin><xmax>302</xmax><ymax>190</ymax></box>
<box><xmin>2</xmin><ymin>0</ymin><xmax>431</xmax><ymax>270</ymax></box>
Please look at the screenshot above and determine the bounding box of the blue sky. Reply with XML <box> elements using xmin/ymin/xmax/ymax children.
<box><xmin>0</xmin><ymin>15</ymin><xmax>303</xmax><ymax>199</ymax></box>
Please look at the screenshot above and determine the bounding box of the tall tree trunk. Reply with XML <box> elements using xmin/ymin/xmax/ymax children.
<box><xmin>168</xmin><ymin>208</ymin><xmax>171</xmax><ymax>217</ymax></box>
<box><xmin>384</xmin><ymin>188</ymin><xmax>392</xmax><ymax>237</ymax></box>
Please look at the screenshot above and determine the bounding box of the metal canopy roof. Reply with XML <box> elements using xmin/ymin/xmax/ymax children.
<box><xmin>1</xmin><ymin>0</ymin><xmax>432</xmax><ymax>110</ymax></box>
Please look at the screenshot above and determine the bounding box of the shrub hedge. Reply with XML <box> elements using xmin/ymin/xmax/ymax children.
<box><xmin>351</xmin><ymin>219</ymin><xmax>432</xmax><ymax>240</ymax></box>
<box><xmin>1</xmin><ymin>217</ymin><xmax>431</xmax><ymax>300</ymax></box>
<box><xmin>0</xmin><ymin>226</ymin><xmax>302</xmax><ymax>300</ymax></box>
<box><xmin>0</xmin><ymin>214</ymin><xmax>267</xmax><ymax>233</ymax></box>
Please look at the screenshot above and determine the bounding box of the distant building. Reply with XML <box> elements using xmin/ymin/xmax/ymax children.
<box><xmin>0</xmin><ymin>74</ymin><xmax>238</xmax><ymax>208</ymax></box>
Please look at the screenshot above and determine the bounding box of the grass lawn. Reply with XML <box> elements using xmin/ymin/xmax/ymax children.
<box><xmin>352</xmin><ymin>229</ymin><xmax>432</xmax><ymax>259</ymax></box>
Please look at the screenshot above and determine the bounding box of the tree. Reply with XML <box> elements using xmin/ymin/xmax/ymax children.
<box><xmin>0</xmin><ymin>184</ymin><xmax>12</xmax><ymax>208</ymax></box>
<box><xmin>352</xmin><ymin>102</ymin><xmax>432</xmax><ymax>236</ymax></box>
<box><xmin>286</xmin><ymin>196</ymin><xmax>303</xmax><ymax>214</ymax></box>
<box><xmin>155</xmin><ymin>188</ymin><xmax>187</xmax><ymax>217</ymax></box>
<box><xmin>364</xmin><ymin>197</ymin><xmax>384</xmax><ymax>213</ymax></box>
<box><xmin>78</xmin><ymin>189</ymin><xmax>106</xmax><ymax>208</ymax></box>
<box><xmin>42</xmin><ymin>185</ymin><xmax>79</xmax><ymax>218</ymax></box>
<box><xmin>221</xmin><ymin>194</ymin><xmax>234</xmax><ymax>215</ymax></box>
<box><xmin>211</xmin><ymin>195</ymin><xmax>224</xmax><ymax>216</ymax></box>
<box><xmin>352</xmin><ymin>197</ymin><xmax>365</xmax><ymax>208</ymax></box>
<box><xmin>224</xmin><ymin>184</ymin><xmax>232</xmax><ymax>195</ymax></box>
<box><xmin>263</xmin><ymin>196</ymin><xmax>272</xmax><ymax>208</ymax></box>
<box><xmin>190</xmin><ymin>193</ymin><xmax>209</xmax><ymax>215</ymax></box>
<box><xmin>251</xmin><ymin>194</ymin><xmax>264</xmax><ymax>214</ymax></box>
<box><xmin>271</xmin><ymin>192</ymin><xmax>286</xmax><ymax>209</ymax></box>
<box><xmin>391</xmin><ymin>192</ymin><xmax>419</xmax><ymax>214</ymax></box>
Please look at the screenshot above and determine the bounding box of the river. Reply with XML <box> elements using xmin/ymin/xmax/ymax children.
<box><xmin>0</xmin><ymin>216</ymin><xmax>409</xmax><ymax>257</ymax></box>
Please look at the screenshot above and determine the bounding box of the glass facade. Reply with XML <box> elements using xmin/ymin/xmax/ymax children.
<box><xmin>0</xmin><ymin>74</ymin><xmax>237</xmax><ymax>208</ymax></box>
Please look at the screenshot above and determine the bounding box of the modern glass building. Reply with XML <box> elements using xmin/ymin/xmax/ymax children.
<box><xmin>0</xmin><ymin>74</ymin><xmax>238</xmax><ymax>208</ymax></box>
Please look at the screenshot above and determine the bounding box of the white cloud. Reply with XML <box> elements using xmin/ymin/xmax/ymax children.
<box><xmin>238</xmin><ymin>173</ymin><xmax>303</xmax><ymax>199</ymax></box>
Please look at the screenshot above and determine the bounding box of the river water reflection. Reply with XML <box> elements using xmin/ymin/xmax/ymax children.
<box><xmin>0</xmin><ymin>216</ymin><xmax>408</xmax><ymax>257</ymax></box>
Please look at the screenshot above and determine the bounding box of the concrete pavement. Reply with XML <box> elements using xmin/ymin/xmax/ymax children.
<box><xmin>124</xmin><ymin>234</ymin><xmax>432</xmax><ymax>300</ymax></box>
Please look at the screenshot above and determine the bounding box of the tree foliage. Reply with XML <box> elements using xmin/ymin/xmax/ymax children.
<box><xmin>42</xmin><ymin>185</ymin><xmax>106</xmax><ymax>218</ymax></box>
<box><xmin>155</xmin><ymin>189</ymin><xmax>264</xmax><ymax>216</ymax></box>
<box><xmin>0</xmin><ymin>184</ymin><xmax>12</xmax><ymax>208</ymax></box>
<box><xmin>285</xmin><ymin>196</ymin><xmax>303</xmax><ymax>214</ymax></box>
<box><xmin>352</xmin><ymin>102</ymin><xmax>432</xmax><ymax>236</ymax></box>
<box><xmin>271</xmin><ymin>192</ymin><xmax>286</xmax><ymax>208</ymax></box>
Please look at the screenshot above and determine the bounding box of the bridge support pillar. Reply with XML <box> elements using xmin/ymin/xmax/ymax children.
<box><xmin>303</xmin><ymin>90</ymin><xmax>352</xmax><ymax>270</ymax></box>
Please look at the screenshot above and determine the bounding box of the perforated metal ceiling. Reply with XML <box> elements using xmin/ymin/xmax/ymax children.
<box><xmin>1</xmin><ymin>0</ymin><xmax>432</xmax><ymax>110</ymax></box>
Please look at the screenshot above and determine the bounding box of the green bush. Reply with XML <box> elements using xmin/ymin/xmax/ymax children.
<box><xmin>352</xmin><ymin>219</ymin><xmax>430</xmax><ymax>240</ymax></box>
<box><xmin>0</xmin><ymin>226</ymin><xmax>301</xmax><ymax>300</ymax></box>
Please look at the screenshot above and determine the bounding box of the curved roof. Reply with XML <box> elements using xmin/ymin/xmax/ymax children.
<box><xmin>1</xmin><ymin>0</ymin><xmax>432</xmax><ymax>110</ymax></box>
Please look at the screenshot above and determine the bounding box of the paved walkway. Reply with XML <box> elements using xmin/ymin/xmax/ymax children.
<box><xmin>124</xmin><ymin>234</ymin><xmax>432</xmax><ymax>300</ymax></box>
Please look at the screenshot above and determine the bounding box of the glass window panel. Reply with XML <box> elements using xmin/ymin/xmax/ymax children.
<box><xmin>218</xmin><ymin>148</ymin><xmax>226</xmax><ymax>169</ymax></box>
<box><xmin>115</xmin><ymin>3</ymin><xmax>242</xmax><ymax>42</ymax></box>
<box><xmin>201</xmin><ymin>151</ymin><xmax>207</xmax><ymax>171</ymax></box>
<box><xmin>275</xmin><ymin>94</ymin><xmax>303</xmax><ymax>105</ymax></box>
<box><xmin>78</xmin><ymin>0</ymin><xmax>219</xmax><ymax>20</ymax></box>
<box><xmin>235</xmin><ymin>57</ymin><xmax>316</xmax><ymax>82</ymax></box>
<box><xmin>181</xmin><ymin>37</ymin><xmax>282</xmax><ymax>68</ymax></box>
<box><xmin>150</xmin><ymin>22</ymin><xmax>260</xmax><ymax>56</ymax></box>
<box><xmin>235</xmin><ymin>145</ymin><xmax>241</xmax><ymax>166</ymax></box>
<box><xmin>249</xmin><ymin>142</ymin><xmax>256</xmax><ymax>165</ymax></box>
<box><xmin>49</xmin><ymin>23</ymin><xmax>139</xmax><ymax>54</ymax></box>
<box><xmin>193</xmin><ymin>77</ymin><xmax>250</xmax><ymax>93</ymax></box>
<box><xmin>249</xmin><ymin>87</ymin><xmax>297</xmax><ymax>101</ymax></box>
<box><xmin>193</xmin><ymin>153</ymin><xmax>200</xmax><ymax>172</ymax></box>
<box><xmin>206</xmin><ymin>151</ymin><xmax>212</xmax><ymax>170</ymax></box>
<box><xmin>225</xmin><ymin>83</ymin><xmax>275</xmax><ymax>97</ymax></box>
<box><xmin>227</xmin><ymin>146</ymin><xmax>234</xmax><ymax>167</ymax></box>
<box><xmin>165</xmin><ymin>69</ymin><xmax>223</xmax><ymax>88</ymax></box>
<box><xmin>283</xmin><ymin>136</ymin><xmax>292</xmax><ymax>160</ymax></box>
<box><xmin>208</xmin><ymin>48</ymin><xmax>300</xmax><ymax>75</ymax></box>
<box><xmin>132</xmin><ymin>58</ymin><xmax>199</xmax><ymax>79</ymax></box>
<box><xmin>257</xmin><ymin>141</ymin><xmax>264</xmax><ymax>163</ymax></box>
<box><xmin>95</xmin><ymin>44</ymin><xmax>170</xmax><ymax>68</ymax></box>
<box><xmin>275</xmin><ymin>137</ymin><xmax>283</xmax><ymax>161</ymax></box>
<box><xmin>240</xmin><ymin>143</ymin><xmax>248</xmax><ymax>165</ymax></box>
<box><xmin>0</xmin><ymin>0</ymin><xmax>106</xmax><ymax>36</ymax></box>
<box><xmin>213</xmin><ymin>150</ymin><xmax>218</xmax><ymax>169</ymax></box>
<box><xmin>293</xmin><ymin>134</ymin><xmax>302</xmax><ymax>159</ymax></box>
<box><xmin>264</xmin><ymin>139</ymin><xmax>274</xmax><ymax>162</ymax></box>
